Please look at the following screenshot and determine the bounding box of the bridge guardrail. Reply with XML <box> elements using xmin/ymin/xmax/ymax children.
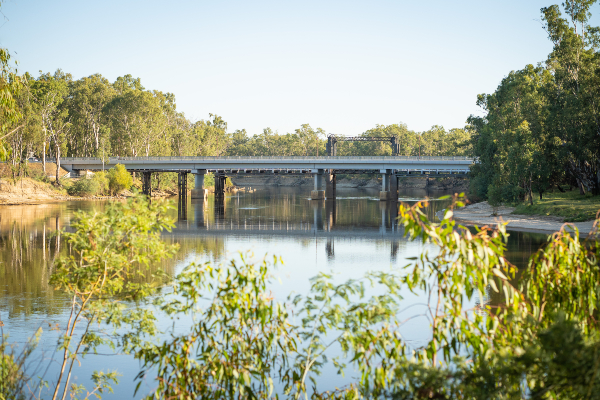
<box><xmin>60</xmin><ymin>156</ymin><xmax>475</xmax><ymax>162</ymax></box>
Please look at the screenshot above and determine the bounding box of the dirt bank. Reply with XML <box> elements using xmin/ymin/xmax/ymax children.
<box><xmin>0</xmin><ymin>178</ymin><xmax>72</xmax><ymax>205</ymax></box>
<box><xmin>451</xmin><ymin>201</ymin><xmax>596</xmax><ymax>237</ymax></box>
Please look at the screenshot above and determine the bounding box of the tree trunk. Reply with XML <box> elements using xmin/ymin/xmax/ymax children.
<box><xmin>55</xmin><ymin>143</ymin><xmax>61</xmax><ymax>186</ymax></box>
<box><xmin>539</xmin><ymin>190</ymin><xmax>543</xmax><ymax>200</ymax></box>
<box><xmin>578</xmin><ymin>179</ymin><xmax>586</xmax><ymax>195</ymax></box>
<box><xmin>529</xmin><ymin>176</ymin><xmax>534</xmax><ymax>205</ymax></box>
<box><xmin>555</xmin><ymin>184</ymin><xmax>565</xmax><ymax>193</ymax></box>
<box><xmin>42</xmin><ymin>140</ymin><xmax>46</xmax><ymax>174</ymax></box>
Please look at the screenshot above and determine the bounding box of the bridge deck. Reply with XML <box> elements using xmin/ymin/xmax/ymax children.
<box><xmin>60</xmin><ymin>156</ymin><xmax>474</xmax><ymax>173</ymax></box>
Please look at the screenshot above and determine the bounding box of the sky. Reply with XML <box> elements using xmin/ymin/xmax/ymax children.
<box><xmin>1</xmin><ymin>0</ymin><xmax>598</xmax><ymax>136</ymax></box>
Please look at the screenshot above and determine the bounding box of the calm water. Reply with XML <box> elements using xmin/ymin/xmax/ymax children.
<box><xmin>0</xmin><ymin>187</ymin><xmax>548</xmax><ymax>398</ymax></box>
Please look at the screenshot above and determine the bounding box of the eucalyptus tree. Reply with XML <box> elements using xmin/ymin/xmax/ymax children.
<box><xmin>226</xmin><ymin>129</ymin><xmax>253</xmax><ymax>156</ymax></box>
<box><xmin>31</xmin><ymin>70</ymin><xmax>71</xmax><ymax>184</ymax></box>
<box><xmin>5</xmin><ymin>73</ymin><xmax>42</xmax><ymax>180</ymax></box>
<box><xmin>66</xmin><ymin>74</ymin><xmax>115</xmax><ymax>157</ymax></box>
<box><xmin>293</xmin><ymin>123</ymin><xmax>325</xmax><ymax>156</ymax></box>
<box><xmin>105</xmin><ymin>77</ymin><xmax>168</xmax><ymax>157</ymax></box>
<box><xmin>186</xmin><ymin>114</ymin><xmax>229</xmax><ymax>156</ymax></box>
<box><xmin>541</xmin><ymin>1</ymin><xmax>600</xmax><ymax>194</ymax></box>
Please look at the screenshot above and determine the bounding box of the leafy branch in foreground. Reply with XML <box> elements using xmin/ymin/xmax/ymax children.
<box><xmin>47</xmin><ymin>195</ymin><xmax>178</xmax><ymax>400</ymax></box>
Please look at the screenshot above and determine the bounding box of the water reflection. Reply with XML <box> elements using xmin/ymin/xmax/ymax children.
<box><xmin>0</xmin><ymin>187</ymin><xmax>551</xmax><ymax>399</ymax></box>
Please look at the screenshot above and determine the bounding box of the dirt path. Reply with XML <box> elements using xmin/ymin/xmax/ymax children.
<box><xmin>452</xmin><ymin>201</ymin><xmax>596</xmax><ymax>237</ymax></box>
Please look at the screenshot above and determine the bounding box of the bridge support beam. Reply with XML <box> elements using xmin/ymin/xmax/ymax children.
<box><xmin>325</xmin><ymin>171</ymin><xmax>336</xmax><ymax>199</ymax></box>
<box><xmin>178</xmin><ymin>172</ymin><xmax>188</xmax><ymax>220</ymax></box>
<box><xmin>191</xmin><ymin>169</ymin><xmax>207</xmax><ymax>199</ymax></box>
<box><xmin>311</xmin><ymin>169</ymin><xmax>325</xmax><ymax>200</ymax></box>
<box><xmin>142</xmin><ymin>171</ymin><xmax>152</xmax><ymax>196</ymax></box>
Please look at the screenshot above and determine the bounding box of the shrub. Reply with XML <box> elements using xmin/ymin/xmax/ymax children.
<box><xmin>92</xmin><ymin>171</ymin><xmax>109</xmax><ymax>195</ymax></box>
<box><xmin>67</xmin><ymin>178</ymin><xmax>101</xmax><ymax>197</ymax></box>
<box><xmin>107</xmin><ymin>164</ymin><xmax>132</xmax><ymax>195</ymax></box>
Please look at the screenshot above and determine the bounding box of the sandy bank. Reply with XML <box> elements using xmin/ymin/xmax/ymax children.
<box><xmin>451</xmin><ymin>201</ymin><xmax>596</xmax><ymax>237</ymax></box>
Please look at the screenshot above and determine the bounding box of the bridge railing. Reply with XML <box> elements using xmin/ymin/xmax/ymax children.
<box><xmin>60</xmin><ymin>156</ymin><xmax>475</xmax><ymax>162</ymax></box>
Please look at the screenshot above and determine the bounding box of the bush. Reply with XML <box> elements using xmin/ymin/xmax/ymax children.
<box><xmin>107</xmin><ymin>164</ymin><xmax>132</xmax><ymax>195</ymax></box>
<box><xmin>92</xmin><ymin>171</ymin><xmax>109</xmax><ymax>195</ymax></box>
<box><xmin>67</xmin><ymin>178</ymin><xmax>101</xmax><ymax>197</ymax></box>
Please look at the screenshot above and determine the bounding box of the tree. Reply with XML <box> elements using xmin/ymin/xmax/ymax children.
<box><xmin>48</xmin><ymin>195</ymin><xmax>178</xmax><ymax>400</ymax></box>
<box><xmin>107</xmin><ymin>164</ymin><xmax>132</xmax><ymax>194</ymax></box>
<box><xmin>66</xmin><ymin>74</ymin><xmax>115</xmax><ymax>157</ymax></box>
<box><xmin>31</xmin><ymin>70</ymin><xmax>71</xmax><ymax>184</ymax></box>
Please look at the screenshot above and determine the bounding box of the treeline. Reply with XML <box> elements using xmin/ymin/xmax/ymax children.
<box><xmin>3</xmin><ymin>69</ymin><xmax>473</xmax><ymax>185</ymax></box>
<box><xmin>228</xmin><ymin>124</ymin><xmax>472</xmax><ymax>157</ymax></box>
<box><xmin>470</xmin><ymin>3</ymin><xmax>600</xmax><ymax>202</ymax></box>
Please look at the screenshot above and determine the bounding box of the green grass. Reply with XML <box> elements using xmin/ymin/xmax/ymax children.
<box><xmin>512</xmin><ymin>190</ymin><xmax>600</xmax><ymax>222</ymax></box>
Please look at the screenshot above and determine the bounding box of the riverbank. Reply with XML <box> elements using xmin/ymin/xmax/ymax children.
<box><xmin>452</xmin><ymin>201</ymin><xmax>597</xmax><ymax>237</ymax></box>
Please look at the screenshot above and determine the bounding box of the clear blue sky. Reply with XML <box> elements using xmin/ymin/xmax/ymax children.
<box><xmin>1</xmin><ymin>0</ymin><xmax>597</xmax><ymax>136</ymax></box>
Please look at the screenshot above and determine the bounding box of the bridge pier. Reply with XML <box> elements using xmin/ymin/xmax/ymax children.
<box><xmin>325</xmin><ymin>171</ymin><xmax>336</xmax><ymax>199</ymax></box>
<box><xmin>379</xmin><ymin>169</ymin><xmax>396</xmax><ymax>201</ymax></box>
<box><xmin>311</xmin><ymin>169</ymin><xmax>325</xmax><ymax>200</ymax></box>
<box><xmin>178</xmin><ymin>172</ymin><xmax>188</xmax><ymax>220</ymax></box>
<box><xmin>214</xmin><ymin>174</ymin><xmax>226</xmax><ymax>199</ymax></box>
<box><xmin>191</xmin><ymin>169</ymin><xmax>207</xmax><ymax>199</ymax></box>
<box><xmin>142</xmin><ymin>171</ymin><xmax>152</xmax><ymax>196</ymax></box>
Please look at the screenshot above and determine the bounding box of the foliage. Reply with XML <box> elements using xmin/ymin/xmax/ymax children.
<box><xmin>106</xmin><ymin>164</ymin><xmax>132</xmax><ymax>194</ymax></box>
<box><xmin>48</xmin><ymin>195</ymin><xmax>178</xmax><ymax>400</ymax></box>
<box><xmin>91</xmin><ymin>171</ymin><xmax>109</xmax><ymax>195</ymax></box>
<box><xmin>0</xmin><ymin>46</ymin><xmax>23</xmax><ymax>135</ymax></box>
<box><xmin>470</xmin><ymin>1</ymin><xmax>600</xmax><ymax>202</ymax></box>
<box><xmin>128</xmin><ymin>195</ymin><xmax>600</xmax><ymax>399</ymax></box>
<box><xmin>0</xmin><ymin>328</ymin><xmax>41</xmax><ymax>400</ymax></box>
<box><xmin>135</xmin><ymin>255</ymin><xmax>296</xmax><ymax>399</ymax></box>
<box><xmin>67</xmin><ymin>178</ymin><xmax>101</xmax><ymax>197</ymax></box>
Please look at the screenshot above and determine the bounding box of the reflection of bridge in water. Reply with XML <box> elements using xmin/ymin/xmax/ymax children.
<box><xmin>171</xmin><ymin>198</ymin><xmax>403</xmax><ymax>260</ymax></box>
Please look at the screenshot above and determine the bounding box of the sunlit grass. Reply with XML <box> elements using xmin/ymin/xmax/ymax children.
<box><xmin>513</xmin><ymin>190</ymin><xmax>600</xmax><ymax>222</ymax></box>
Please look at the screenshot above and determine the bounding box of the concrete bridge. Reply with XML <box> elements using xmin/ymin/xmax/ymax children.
<box><xmin>60</xmin><ymin>155</ymin><xmax>474</xmax><ymax>202</ymax></box>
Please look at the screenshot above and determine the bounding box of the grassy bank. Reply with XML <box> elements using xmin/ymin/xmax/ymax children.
<box><xmin>513</xmin><ymin>191</ymin><xmax>600</xmax><ymax>222</ymax></box>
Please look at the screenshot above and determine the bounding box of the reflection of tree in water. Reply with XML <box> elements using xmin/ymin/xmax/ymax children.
<box><xmin>486</xmin><ymin>230</ymin><xmax>548</xmax><ymax>312</ymax></box>
<box><xmin>0</xmin><ymin>202</ymin><xmax>226</xmax><ymax>319</ymax></box>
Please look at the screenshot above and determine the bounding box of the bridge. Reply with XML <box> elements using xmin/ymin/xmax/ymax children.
<box><xmin>60</xmin><ymin>155</ymin><xmax>474</xmax><ymax>203</ymax></box>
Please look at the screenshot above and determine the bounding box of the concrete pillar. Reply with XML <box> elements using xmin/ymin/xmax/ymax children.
<box><xmin>191</xmin><ymin>169</ymin><xmax>207</xmax><ymax>199</ymax></box>
<box><xmin>325</xmin><ymin>171</ymin><xmax>336</xmax><ymax>199</ymax></box>
<box><xmin>311</xmin><ymin>169</ymin><xmax>325</xmax><ymax>200</ymax></box>
<box><xmin>390</xmin><ymin>172</ymin><xmax>398</xmax><ymax>199</ymax></box>
<box><xmin>379</xmin><ymin>169</ymin><xmax>392</xmax><ymax>201</ymax></box>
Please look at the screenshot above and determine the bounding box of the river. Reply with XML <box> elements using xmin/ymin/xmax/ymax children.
<box><xmin>0</xmin><ymin>187</ymin><xmax>549</xmax><ymax>398</ymax></box>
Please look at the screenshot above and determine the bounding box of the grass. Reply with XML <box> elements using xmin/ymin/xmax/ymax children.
<box><xmin>512</xmin><ymin>190</ymin><xmax>600</xmax><ymax>222</ymax></box>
